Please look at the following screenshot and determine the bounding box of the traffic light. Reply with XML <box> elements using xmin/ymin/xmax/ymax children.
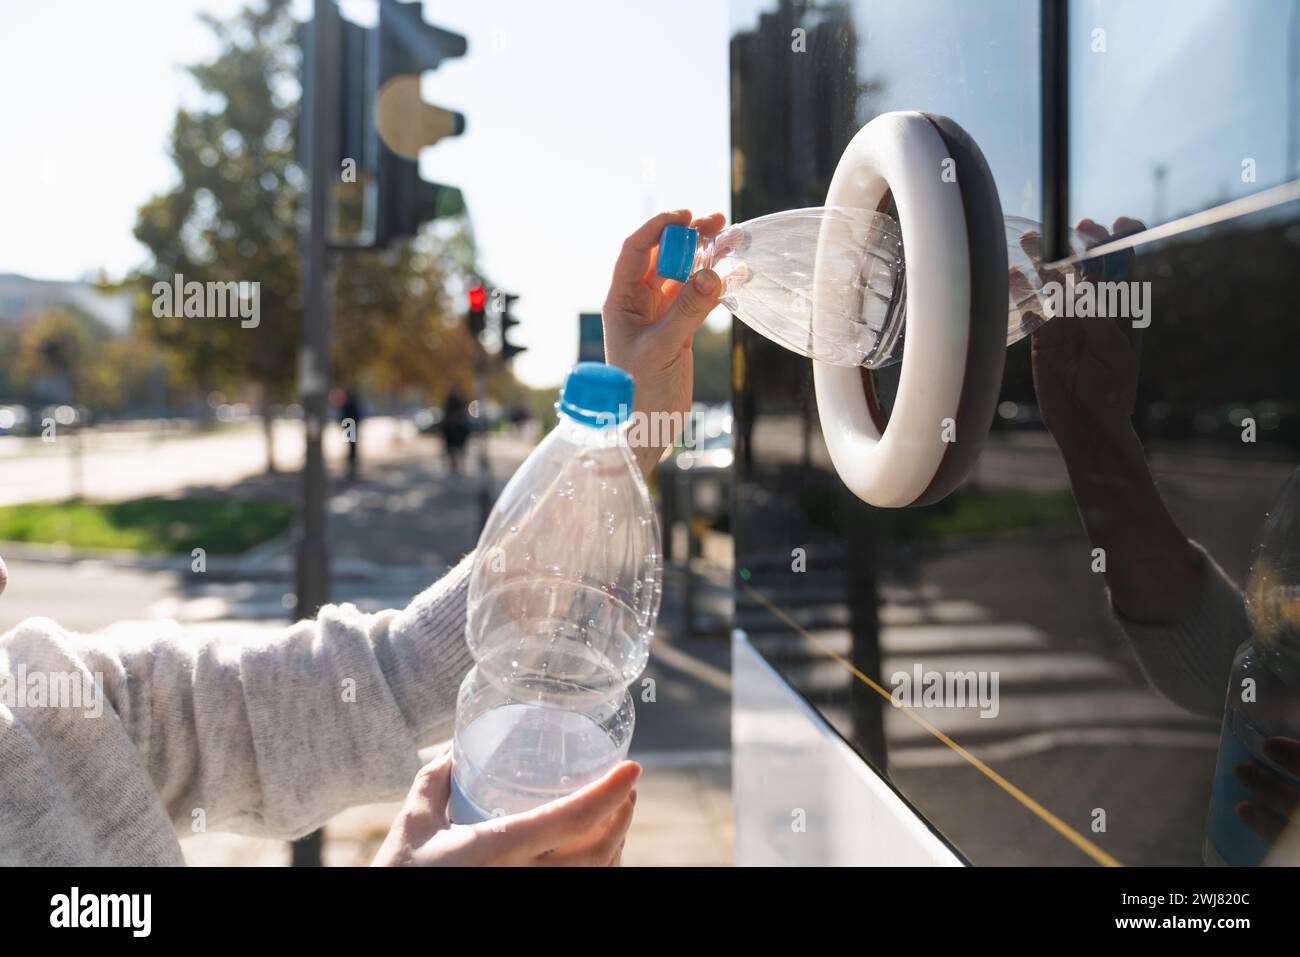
<box><xmin>467</xmin><ymin>284</ymin><xmax>487</xmax><ymax>337</ymax></box>
<box><xmin>372</xmin><ymin>0</ymin><xmax>467</xmax><ymax>246</ymax></box>
<box><xmin>376</xmin><ymin>0</ymin><xmax>466</xmax><ymax>82</ymax></box>
<box><xmin>498</xmin><ymin>292</ymin><xmax>526</xmax><ymax>363</ymax></box>
<box><xmin>308</xmin><ymin>0</ymin><xmax>468</xmax><ymax>248</ymax></box>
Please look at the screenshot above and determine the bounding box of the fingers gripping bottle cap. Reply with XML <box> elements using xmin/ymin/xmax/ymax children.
<box><xmin>557</xmin><ymin>361</ymin><xmax>634</xmax><ymax>427</ymax></box>
<box><xmin>655</xmin><ymin>224</ymin><xmax>700</xmax><ymax>283</ymax></box>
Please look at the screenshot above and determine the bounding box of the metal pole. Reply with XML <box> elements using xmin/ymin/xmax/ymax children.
<box><xmin>1040</xmin><ymin>0</ymin><xmax>1070</xmax><ymax>263</ymax></box>
<box><xmin>292</xmin><ymin>0</ymin><xmax>340</xmax><ymax>868</ymax></box>
<box><xmin>475</xmin><ymin>346</ymin><xmax>491</xmax><ymax>530</ymax></box>
<box><xmin>71</xmin><ymin>428</ymin><xmax>84</xmax><ymax>501</ymax></box>
<box><xmin>682</xmin><ymin>473</ymin><xmax>695</xmax><ymax>637</ymax></box>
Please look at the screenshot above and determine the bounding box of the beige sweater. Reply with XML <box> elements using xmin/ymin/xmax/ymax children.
<box><xmin>0</xmin><ymin>554</ymin><xmax>473</xmax><ymax>866</ymax></box>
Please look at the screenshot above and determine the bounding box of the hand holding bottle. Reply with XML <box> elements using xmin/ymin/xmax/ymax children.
<box><xmin>373</xmin><ymin>746</ymin><xmax>640</xmax><ymax>866</ymax></box>
<box><xmin>450</xmin><ymin>364</ymin><xmax>660</xmax><ymax>824</ymax></box>
<box><xmin>602</xmin><ymin>209</ymin><xmax>726</xmax><ymax>475</ymax></box>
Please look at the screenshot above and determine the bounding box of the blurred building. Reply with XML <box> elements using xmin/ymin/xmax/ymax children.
<box><xmin>0</xmin><ymin>273</ymin><xmax>131</xmax><ymax>331</ymax></box>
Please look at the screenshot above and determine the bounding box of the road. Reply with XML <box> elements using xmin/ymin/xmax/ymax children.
<box><xmin>0</xmin><ymin>416</ymin><xmax>411</xmax><ymax>506</ymax></box>
<box><xmin>0</xmin><ymin>420</ymin><xmax>733</xmax><ymax>754</ymax></box>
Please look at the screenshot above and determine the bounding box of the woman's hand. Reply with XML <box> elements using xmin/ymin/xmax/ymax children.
<box><xmin>1024</xmin><ymin>216</ymin><xmax>1203</xmax><ymax>624</ymax></box>
<box><xmin>602</xmin><ymin>209</ymin><xmax>727</xmax><ymax>476</ymax></box>
<box><xmin>372</xmin><ymin>746</ymin><xmax>639</xmax><ymax>866</ymax></box>
<box><xmin>1024</xmin><ymin>217</ymin><xmax>1144</xmax><ymax>456</ymax></box>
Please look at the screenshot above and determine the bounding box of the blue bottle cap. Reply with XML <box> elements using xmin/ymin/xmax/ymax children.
<box><xmin>656</xmin><ymin>224</ymin><xmax>699</xmax><ymax>283</ymax></box>
<box><xmin>557</xmin><ymin>362</ymin><xmax>634</xmax><ymax>428</ymax></box>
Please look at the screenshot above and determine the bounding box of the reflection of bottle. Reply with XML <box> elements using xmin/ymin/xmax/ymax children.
<box><xmin>1205</xmin><ymin>644</ymin><xmax>1300</xmax><ymax>865</ymax></box>
<box><xmin>657</xmin><ymin>208</ymin><xmax>1104</xmax><ymax>368</ymax></box>
<box><xmin>1204</xmin><ymin>470</ymin><xmax>1300</xmax><ymax>866</ymax></box>
<box><xmin>448</xmin><ymin>363</ymin><xmax>660</xmax><ymax>824</ymax></box>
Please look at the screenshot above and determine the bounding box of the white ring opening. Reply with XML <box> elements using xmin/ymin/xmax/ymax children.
<box><xmin>813</xmin><ymin>112</ymin><xmax>973</xmax><ymax>507</ymax></box>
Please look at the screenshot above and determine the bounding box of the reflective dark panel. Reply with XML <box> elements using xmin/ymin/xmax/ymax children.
<box><xmin>731</xmin><ymin>0</ymin><xmax>1300</xmax><ymax>866</ymax></box>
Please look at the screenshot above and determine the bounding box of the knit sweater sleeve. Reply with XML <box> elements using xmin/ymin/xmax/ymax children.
<box><xmin>1107</xmin><ymin>542</ymin><xmax>1250</xmax><ymax>718</ymax></box>
<box><xmin>1</xmin><ymin>552</ymin><xmax>474</xmax><ymax>844</ymax></box>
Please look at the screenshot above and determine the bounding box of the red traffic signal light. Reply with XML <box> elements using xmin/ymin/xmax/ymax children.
<box><xmin>467</xmin><ymin>284</ymin><xmax>487</xmax><ymax>336</ymax></box>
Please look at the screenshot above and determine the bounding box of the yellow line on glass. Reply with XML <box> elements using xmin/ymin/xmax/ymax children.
<box><xmin>741</xmin><ymin>581</ymin><xmax>1123</xmax><ymax>868</ymax></box>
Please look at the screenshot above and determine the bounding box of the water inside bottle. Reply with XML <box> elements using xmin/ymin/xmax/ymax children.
<box><xmin>449</xmin><ymin>703</ymin><xmax>626</xmax><ymax>824</ymax></box>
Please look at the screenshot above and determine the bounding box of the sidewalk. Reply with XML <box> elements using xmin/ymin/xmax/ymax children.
<box><xmin>182</xmin><ymin>753</ymin><xmax>732</xmax><ymax>867</ymax></box>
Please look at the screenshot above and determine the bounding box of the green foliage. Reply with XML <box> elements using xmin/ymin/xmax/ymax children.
<box><xmin>799</xmin><ymin>483</ymin><xmax>1079</xmax><ymax>543</ymax></box>
<box><xmin>0</xmin><ymin>325</ymin><xmax>19</xmax><ymax>397</ymax></box>
<box><xmin>523</xmin><ymin>383</ymin><xmax>561</xmax><ymax>434</ymax></box>
<box><xmin>0</xmin><ymin>497</ymin><xmax>295</xmax><ymax>554</ymax></box>
<box><xmin>131</xmin><ymin>0</ymin><xmax>301</xmax><ymax>399</ymax></box>
<box><xmin>8</xmin><ymin>308</ymin><xmax>162</xmax><ymax>413</ymax></box>
<box><xmin>891</xmin><ymin>486</ymin><xmax>1079</xmax><ymax>541</ymax></box>
<box><xmin>332</xmin><ymin>236</ymin><xmax>479</xmax><ymax>398</ymax></box>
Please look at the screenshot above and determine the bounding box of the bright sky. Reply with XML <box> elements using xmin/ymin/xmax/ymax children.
<box><xmin>5</xmin><ymin>0</ymin><xmax>1294</xmax><ymax>390</ymax></box>
<box><xmin>0</xmin><ymin>0</ymin><xmax>735</xmax><ymax>387</ymax></box>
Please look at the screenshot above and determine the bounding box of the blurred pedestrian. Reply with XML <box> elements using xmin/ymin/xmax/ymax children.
<box><xmin>441</xmin><ymin>388</ymin><xmax>469</xmax><ymax>475</ymax></box>
<box><xmin>337</xmin><ymin>388</ymin><xmax>362</xmax><ymax>482</ymax></box>
<box><xmin>510</xmin><ymin>402</ymin><xmax>530</xmax><ymax>435</ymax></box>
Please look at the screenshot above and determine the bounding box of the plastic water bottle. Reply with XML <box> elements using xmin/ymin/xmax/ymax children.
<box><xmin>448</xmin><ymin>362</ymin><xmax>662</xmax><ymax>824</ymax></box>
<box><xmin>1203</xmin><ymin>468</ymin><xmax>1300</xmax><ymax>866</ymax></box>
<box><xmin>655</xmin><ymin>208</ymin><xmax>1094</xmax><ymax>368</ymax></box>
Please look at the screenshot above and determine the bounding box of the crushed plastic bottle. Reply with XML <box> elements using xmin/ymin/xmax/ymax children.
<box><xmin>656</xmin><ymin>207</ymin><xmax>1094</xmax><ymax>369</ymax></box>
<box><xmin>448</xmin><ymin>362</ymin><xmax>661</xmax><ymax>824</ymax></box>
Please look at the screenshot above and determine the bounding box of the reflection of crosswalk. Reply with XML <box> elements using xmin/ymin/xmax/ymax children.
<box><xmin>737</xmin><ymin>583</ymin><xmax>1219</xmax><ymax>771</ymax></box>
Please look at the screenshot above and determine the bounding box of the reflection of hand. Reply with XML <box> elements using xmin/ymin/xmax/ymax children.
<box><xmin>602</xmin><ymin>210</ymin><xmax>726</xmax><ymax>476</ymax></box>
<box><xmin>1235</xmin><ymin>737</ymin><xmax>1300</xmax><ymax>848</ymax></box>
<box><xmin>373</xmin><ymin>746</ymin><xmax>639</xmax><ymax>866</ymax></box>
<box><xmin>1023</xmin><ymin>217</ymin><xmax>1204</xmax><ymax>626</ymax></box>
<box><xmin>1023</xmin><ymin>217</ymin><xmax>1145</xmax><ymax>455</ymax></box>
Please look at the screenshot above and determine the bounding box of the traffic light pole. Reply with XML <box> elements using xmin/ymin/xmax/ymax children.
<box><xmin>475</xmin><ymin>343</ymin><xmax>491</xmax><ymax>531</ymax></box>
<box><xmin>289</xmin><ymin>0</ymin><xmax>468</xmax><ymax>862</ymax></box>
<box><xmin>292</xmin><ymin>0</ymin><xmax>341</xmax><ymax>868</ymax></box>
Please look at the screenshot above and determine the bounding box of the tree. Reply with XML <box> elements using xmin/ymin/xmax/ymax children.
<box><xmin>14</xmin><ymin>310</ymin><xmax>101</xmax><ymax>408</ymax></box>
<box><xmin>13</xmin><ymin>309</ymin><xmax>96</xmax><ymax>405</ymax></box>
<box><xmin>131</xmin><ymin>0</ymin><xmax>487</xmax><ymax>472</ymax></box>
<box><xmin>131</xmin><ymin>0</ymin><xmax>300</xmax><ymax>470</ymax></box>
<box><xmin>332</xmin><ymin>230</ymin><xmax>479</xmax><ymax>401</ymax></box>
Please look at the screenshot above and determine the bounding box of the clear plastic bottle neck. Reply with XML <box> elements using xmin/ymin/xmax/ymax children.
<box><xmin>554</xmin><ymin>409</ymin><xmax>631</xmax><ymax>449</ymax></box>
<box><xmin>694</xmin><ymin>207</ymin><xmax>908</xmax><ymax>368</ymax></box>
<box><xmin>708</xmin><ymin>207</ymin><xmax>1090</xmax><ymax>369</ymax></box>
